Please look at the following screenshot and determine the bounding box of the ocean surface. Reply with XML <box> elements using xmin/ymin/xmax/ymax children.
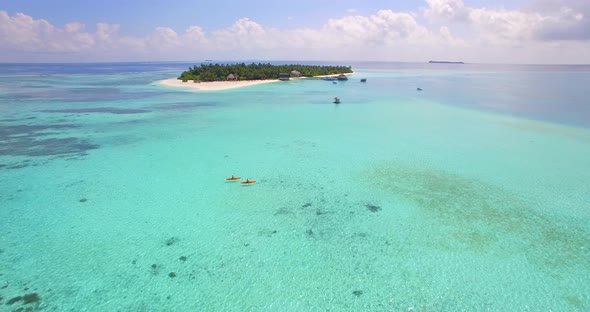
<box><xmin>1</xmin><ymin>61</ymin><xmax>589</xmax><ymax>311</ymax></box>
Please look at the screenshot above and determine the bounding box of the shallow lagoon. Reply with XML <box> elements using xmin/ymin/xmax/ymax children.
<box><xmin>1</xmin><ymin>62</ymin><xmax>589</xmax><ymax>311</ymax></box>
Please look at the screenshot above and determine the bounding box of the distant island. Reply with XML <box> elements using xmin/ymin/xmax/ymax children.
<box><xmin>178</xmin><ymin>63</ymin><xmax>353</xmax><ymax>82</ymax></box>
<box><xmin>429</xmin><ymin>61</ymin><xmax>465</xmax><ymax>64</ymax></box>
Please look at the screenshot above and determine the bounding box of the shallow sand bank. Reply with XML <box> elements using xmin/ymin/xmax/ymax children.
<box><xmin>156</xmin><ymin>78</ymin><xmax>280</xmax><ymax>91</ymax></box>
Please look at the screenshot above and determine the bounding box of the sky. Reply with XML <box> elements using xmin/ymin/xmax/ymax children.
<box><xmin>0</xmin><ymin>0</ymin><xmax>589</xmax><ymax>63</ymax></box>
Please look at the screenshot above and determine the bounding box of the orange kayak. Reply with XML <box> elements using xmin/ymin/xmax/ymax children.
<box><xmin>241</xmin><ymin>180</ymin><xmax>256</xmax><ymax>185</ymax></box>
<box><xmin>226</xmin><ymin>176</ymin><xmax>241</xmax><ymax>181</ymax></box>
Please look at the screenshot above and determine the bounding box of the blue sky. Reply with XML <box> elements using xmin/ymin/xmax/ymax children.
<box><xmin>1</xmin><ymin>0</ymin><xmax>588</xmax><ymax>63</ymax></box>
<box><xmin>1</xmin><ymin>0</ymin><xmax>529</xmax><ymax>34</ymax></box>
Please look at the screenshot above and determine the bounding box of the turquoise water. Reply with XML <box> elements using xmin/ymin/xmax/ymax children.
<box><xmin>1</xmin><ymin>62</ymin><xmax>589</xmax><ymax>311</ymax></box>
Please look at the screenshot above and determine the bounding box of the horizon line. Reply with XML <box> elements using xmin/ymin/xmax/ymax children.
<box><xmin>1</xmin><ymin>60</ymin><xmax>589</xmax><ymax>66</ymax></box>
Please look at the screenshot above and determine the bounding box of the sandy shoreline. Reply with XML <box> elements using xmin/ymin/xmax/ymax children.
<box><xmin>155</xmin><ymin>73</ymin><xmax>353</xmax><ymax>91</ymax></box>
<box><xmin>156</xmin><ymin>78</ymin><xmax>280</xmax><ymax>91</ymax></box>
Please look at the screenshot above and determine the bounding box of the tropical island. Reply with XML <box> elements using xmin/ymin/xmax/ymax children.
<box><xmin>156</xmin><ymin>63</ymin><xmax>353</xmax><ymax>91</ymax></box>
<box><xmin>178</xmin><ymin>63</ymin><xmax>353</xmax><ymax>81</ymax></box>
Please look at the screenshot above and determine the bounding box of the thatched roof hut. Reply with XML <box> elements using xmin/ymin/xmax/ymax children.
<box><xmin>291</xmin><ymin>70</ymin><xmax>301</xmax><ymax>77</ymax></box>
<box><xmin>226</xmin><ymin>73</ymin><xmax>237</xmax><ymax>81</ymax></box>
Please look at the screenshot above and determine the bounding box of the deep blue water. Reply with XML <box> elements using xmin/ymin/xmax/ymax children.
<box><xmin>0</xmin><ymin>62</ymin><xmax>195</xmax><ymax>76</ymax></box>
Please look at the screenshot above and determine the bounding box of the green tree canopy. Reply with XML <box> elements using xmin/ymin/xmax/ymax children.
<box><xmin>178</xmin><ymin>63</ymin><xmax>352</xmax><ymax>82</ymax></box>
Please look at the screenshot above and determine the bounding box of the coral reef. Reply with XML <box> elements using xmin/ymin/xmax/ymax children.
<box><xmin>22</xmin><ymin>293</ymin><xmax>40</xmax><ymax>304</ymax></box>
<box><xmin>164</xmin><ymin>237</ymin><xmax>178</xmax><ymax>246</ymax></box>
<box><xmin>366</xmin><ymin>204</ymin><xmax>381</xmax><ymax>212</ymax></box>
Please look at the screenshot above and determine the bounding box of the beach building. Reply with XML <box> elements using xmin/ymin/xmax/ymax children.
<box><xmin>279</xmin><ymin>73</ymin><xmax>290</xmax><ymax>81</ymax></box>
<box><xmin>226</xmin><ymin>73</ymin><xmax>237</xmax><ymax>81</ymax></box>
<box><xmin>291</xmin><ymin>70</ymin><xmax>301</xmax><ymax>77</ymax></box>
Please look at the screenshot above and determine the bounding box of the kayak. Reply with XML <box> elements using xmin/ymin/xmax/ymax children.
<box><xmin>241</xmin><ymin>180</ymin><xmax>256</xmax><ymax>185</ymax></box>
<box><xmin>226</xmin><ymin>176</ymin><xmax>241</xmax><ymax>181</ymax></box>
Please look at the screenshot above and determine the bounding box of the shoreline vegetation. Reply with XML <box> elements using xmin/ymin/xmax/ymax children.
<box><xmin>178</xmin><ymin>63</ymin><xmax>353</xmax><ymax>82</ymax></box>
<box><xmin>156</xmin><ymin>63</ymin><xmax>353</xmax><ymax>91</ymax></box>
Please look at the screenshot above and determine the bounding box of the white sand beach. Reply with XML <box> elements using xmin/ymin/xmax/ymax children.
<box><xmin>156</xmin><ymin>73</ymin><xmax>353</xmax><ymax>92</ymax></box>
<box><xmin>156</xmin><ymin>78</ymin><xmax>280</xmax><ymax>91</ymax></box>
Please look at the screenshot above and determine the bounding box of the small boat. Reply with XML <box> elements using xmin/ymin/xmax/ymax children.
<box><xmin>417</xmin><ymin>87</ymin><xmax>423</xmax><ymax>91</ymax></box>
<box><xmin>337</xmin><ymin>74</ymin><xmax>348</xmax><ymax>81</ymax></box>
<box><xmin>322</xmin><ymin>77</ymin><xmax>337</xmax><ymax>81</ymax></box>
<box><xmin>241</xmin><ymin>179</ymin><xmax>256</xmax><ymax>185</ymax></box>
<box><xmin>226</xmin><ymin>176</ymin><xmax>241</xmax><ymax>181</ymax></box>
<box><xmin>334</xmin><ymin>97</ymin><xmax>341</xmax><ymax>104</ymax></box>
<box><xmin>360</xmin><ymin>78</ymin><xmax>367</xmax><ymax>82</ymax></box>
<box><xmin>332</xmin><ymin>81</ymin><xmax>337</xmax><ymax>84</ymax></box>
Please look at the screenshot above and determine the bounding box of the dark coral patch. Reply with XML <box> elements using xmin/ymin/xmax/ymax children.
<box><xmin>179</xmin><ymin>256</ymin><xmax>188</xmax><ymax>261</ymax></box>
<box><xmin>7</xmin><ymin>163</ymin><xmax>29</xmax><ymax>169</ymax></box>
<box><xmin>258</xmin><ymin>229</ymin><xmax>277</xmax><ymax>237</ymax></box>
<box><xmin>316</xmin><ymin>209</ymin><xmax>331</xmax><ymax>215</ymax></box>
<box><xmin>150</xmin><ymin>263</ymin><xmax>160</xmax><ymax>275</ymax></box>
<box><xmin>7</xmin><ymin>296</ymin><xmax>22</xmax><ymax>305</ymax></box>
<box><xmin>152</xmin><ymin>102</ymin><xmax>215</xmax><ymax>111</ymax></box>
<box><xmin>40</xmin><ymin>107</ymin><xmax>150</xmax><ymax>114</ymax></box>
<box><xmin>366</xmin><ymin>204</ymin><xmax>381</xmax><ymax>212</ymax></box>
<box><xmin>1</xmin><ymin>124</ymin><xmax>76</xmax><ymax>137</ymax></box>
<box><xmin>22</xmin><ymin>293</ymin><xmax>40</xmax><ymax>304</ymax></box>
<box><xmin>0</xmin><ymin>124</ymin><xmax>99</xmax><ymax>157</ymax></box>
<box><xmin>352</xmin><ymin>290</ymin><xmax>364</xmax><ymax>297</ymax></box>
<box><xmin>168</xmin><ymin>272</ymin><xmax>177</xmax><ymax>278</ymax></box>
<box><xmin>79</xmin><ymin>198</ymin><xmax>88</xmax><ymax>203</ymax></box>
<box><xmin>164</xmin><ymin>237</ymin><xmax>178</xmax><ymax>246</ymax></box>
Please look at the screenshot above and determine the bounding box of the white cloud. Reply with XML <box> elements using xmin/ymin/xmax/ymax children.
<box><xmin>424</xmin><ymin>0</ymin><xmax>469</xmax><ymax>21</ymax></box>
<box><xmin>0</xmin><ymin>4</ymin><xmax>589</xmax><ymax>64</ymax></box>
<box><xmin>532</xmin><ymin>2</ymin><xmax>590</xmax><ymax>40</ymax></box>
<box><xmin>0</xmin><ymin>11</ymin><xmax>118</xmax><ymax>53</ymax></box>
<box><xmin>469</xmin><ymin>7</ymin><xmax>545</xmax><ymax>43</ymax></box>
<box><xmin>213</xmin><ymin>18</ymin><xmax>277</xmax><ymax>50</ymax></box>
<box><xmin>324</xmin><ymin>10</ymin><xmax>432</xmax><ymax>45</ymax></box>
<box><xmin>423</xmin><ymin>0</ymin><xmax>590</xmax><ymax>44</ymax></box>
